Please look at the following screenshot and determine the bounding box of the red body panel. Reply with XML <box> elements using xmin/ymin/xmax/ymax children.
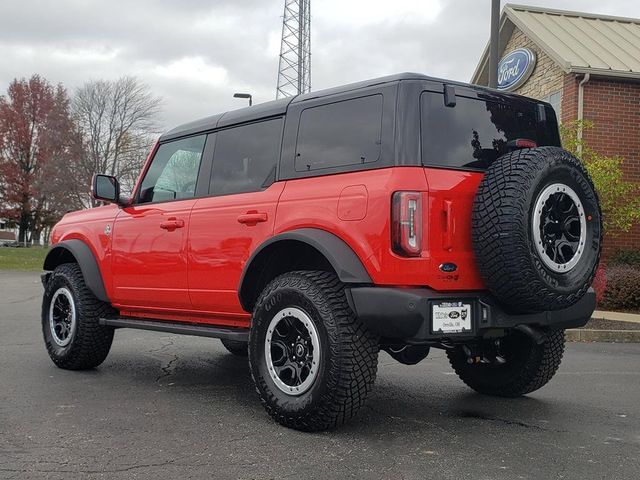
<box><xmin>422</xmin><ymin>167</ymin><xmax>485</xmax><ymax>290</ymax></box>
<box><xmin>110</xmin><ymin>199</ymin><xmax>196</xmax><ymax>310</ymax></box>
<box><xmin>52</xmin><ymin>204</ymin><xmax>119</xmax><ymax>300</ymax></box>
<box><xmin>276</xmin><ymin>167</ymin><xmax>485</xmax><ymax>291</ymax></box>
<box><xmin>49</xmin><ymin>165</ymin><xmax>486</xmax><ymax>325</ymax></box>
<box><xmin>186</xmin><ymin>183</ymin><xmax>284</xmax><ymax>327</ymax></box>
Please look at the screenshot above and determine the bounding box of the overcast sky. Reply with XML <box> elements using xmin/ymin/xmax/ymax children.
<box><xmin>1</xmin><ymin>0</ymin><xmax>639</xmax><ymax>129</ymax></box>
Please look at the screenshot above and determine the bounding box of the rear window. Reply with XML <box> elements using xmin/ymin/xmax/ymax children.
<box><xmin>295</xmin><ymin>94</ymin><xmax>383</xmax><ymax>172</ymax></box>
<box><xmin>420</xmin><ymin>91</ymin><xmax>560</xmax><ymax>171</ymax></box>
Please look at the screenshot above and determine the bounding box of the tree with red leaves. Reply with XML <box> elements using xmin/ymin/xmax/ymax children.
<box><xmin>0</xmin><ymin>75</ymin><xmax>81</xmax><ymax>244</ymax></box>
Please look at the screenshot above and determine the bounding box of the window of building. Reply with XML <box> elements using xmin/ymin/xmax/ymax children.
<box><xmin>541</xmin><ymin>90</ymin><xmax>561</xmax><ymax>119</ymax></box>
<box><xmin>295</xmin><ymin>95</ymin><xmax>383</xmax><ymax>172</ymax></box>
<box><xmin>138</xmin><ymin>135</ymin><xmax>206</xmax><ymax>204</ymax></box>
<box><xmin>210</xmin><ymin>118</ymin><xmax>283</xmax><ymax>196</ymax></box>
<box><xmin>421</xmin><ymin>91</ymin><xmax>560</xmax><ymax>170</ymax></box>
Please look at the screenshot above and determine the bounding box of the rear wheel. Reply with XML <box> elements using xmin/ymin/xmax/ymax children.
<box><xmin>447</xmin><ymin>329</ymin><xmax>565</xmax><ymax>397</ymax></box>
<box><xmin>42</xmin><ymin>263</ymin><xmax>114</xmax><ymax>370</ymax></box>
<box><xmin>249</xmin><ymin>270</ymin><xmax>379</xmax><ymax>431</ymax></box>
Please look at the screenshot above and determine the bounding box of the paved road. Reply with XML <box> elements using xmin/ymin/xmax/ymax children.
<box><xmin>1</xmin><ymin>271</ymin><xmax>639</xmax><ymax>480</ymax></box>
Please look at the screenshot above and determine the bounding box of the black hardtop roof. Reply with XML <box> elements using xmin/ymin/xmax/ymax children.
<box><xmin>159</xmin><ymin>72</ymin><xmax>536</xmax><ymax>141</ymax></box>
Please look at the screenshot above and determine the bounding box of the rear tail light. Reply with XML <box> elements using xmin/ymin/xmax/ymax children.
<box><xmin>392</xmin><ymin>191</ymin><xmax>423</xmax><ymax>257</ymax></box>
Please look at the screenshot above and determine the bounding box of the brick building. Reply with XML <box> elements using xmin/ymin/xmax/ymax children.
<box><xmin>472</xmin><ymin>4</ymin><xmax>640</xmax><ymax>253</ymax></box>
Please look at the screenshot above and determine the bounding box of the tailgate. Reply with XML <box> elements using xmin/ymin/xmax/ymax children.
<box><xmin>423</xmin><ymin>167</ymin><xmax>485</xmax><ymax>291</ymax></box>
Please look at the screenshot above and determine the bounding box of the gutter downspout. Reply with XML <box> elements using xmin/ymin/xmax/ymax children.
<box><xmin>488</xmin><ymin>0</ymin><xmax>500</xmax><ymax>88</ymax></box>
<box><xmin>576</xmin><ymin>73</ymin><xmax>590</xmax><ymax>155</ymax></box>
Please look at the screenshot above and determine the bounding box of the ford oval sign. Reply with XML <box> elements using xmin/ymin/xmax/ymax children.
<box><xmin>497</xmin><ymin>48</ymin><xmax>536</xmax><ymax>91</ymax></box>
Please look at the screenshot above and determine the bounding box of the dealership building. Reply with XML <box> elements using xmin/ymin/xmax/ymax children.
<box><xmin>472</xmin><ymin>4</ymin><xmax>640</xmax><ymax>253</ymax></box>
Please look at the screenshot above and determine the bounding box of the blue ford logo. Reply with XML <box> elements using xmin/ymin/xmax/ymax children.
<box><xmin>497</xmin><ymin>48</ymin><xmax>536</xmax><ymax>91</ymax></box>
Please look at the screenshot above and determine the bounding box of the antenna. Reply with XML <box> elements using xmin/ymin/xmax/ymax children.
<box><xmin>276</xmin><ymin>0</ymin><xmax>311</xmax><ymax>98</ymax></box>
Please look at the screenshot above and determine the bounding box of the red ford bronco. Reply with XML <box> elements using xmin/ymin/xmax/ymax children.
<box><xmin>41</xmin><ymin>73</ymin><xmax>601</xmax><ymax>431</ymax></box>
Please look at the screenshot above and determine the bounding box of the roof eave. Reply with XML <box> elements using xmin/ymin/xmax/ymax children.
<box><xmin>568</xmin><ymin>67</ymin><xmax>640</xmax><ymax>80</ymax></box>
<box><xmin>506</xmin><ymin>3</ymin><xmax>640</xmax><ymax>25</ymax></box>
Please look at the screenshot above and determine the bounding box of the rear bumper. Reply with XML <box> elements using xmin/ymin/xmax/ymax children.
<box><xmin>346</xmin><ymin>286</ymin><xmax>595</xmax><ymax>343</ymax></box>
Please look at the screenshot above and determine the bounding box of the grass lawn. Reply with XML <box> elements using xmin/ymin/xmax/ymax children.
<box><xmin>0</xmin><ymin>246</ymin><xmax>47</xmax><ymax>271</ymax></box>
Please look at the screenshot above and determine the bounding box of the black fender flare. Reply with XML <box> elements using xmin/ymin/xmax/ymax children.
<box><xmin>43</xmin><ymin>239</ymin><xmax>109</xmax><ymax>302</ymax></box>
<box><xmin>238</xmin><ymin>228</ymin><xmax>372</xmax><ymax>311</ymax></box>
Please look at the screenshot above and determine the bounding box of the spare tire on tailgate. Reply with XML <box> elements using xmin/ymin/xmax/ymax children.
<box><xmin>472</xmin><ymin>146</ymin><xmax>602</xmax><ymax>313</ymax></box>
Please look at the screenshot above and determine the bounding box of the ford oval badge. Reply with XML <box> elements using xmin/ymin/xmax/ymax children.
<box><xmin>497</xmin><ymin>48</ymin><xmax>536</xmax><ymax>91</ymax></box>
<box><xmin>439</xmin><ymin>263</ymin><xmax>457</xmax><ymax>273</ymax></box>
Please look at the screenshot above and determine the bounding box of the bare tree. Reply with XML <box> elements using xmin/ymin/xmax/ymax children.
<box><xmin>72</xmin><ymin>77</ymin><xmax>162</xmax><ymax>205</ymax></box>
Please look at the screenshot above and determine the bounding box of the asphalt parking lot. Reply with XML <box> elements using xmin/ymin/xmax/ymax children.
<box><xmin>1</xmin><ymin>271</ymin><xmax>639</xmax><ymax>480</ymax></box>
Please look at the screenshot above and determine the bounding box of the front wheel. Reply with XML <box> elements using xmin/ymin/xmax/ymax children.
<box><xmin>249</xmin><ymin>271</ymin><xmax>379</xmax><ymax>431</ymax></box>
<box><xmin>42</xmin><ymin>263</ymin><xmax>114</xmax><ymax>370</ymax></box>
<box><xmin>447</xmin><ymin>329</ymin><xmax>565</xmax><ymax>397</ymax></box>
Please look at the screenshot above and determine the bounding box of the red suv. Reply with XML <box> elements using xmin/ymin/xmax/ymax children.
<box><xmin>41</xmin><ymin>73</ymin><xmax>601</xmax><ymax>431</ymax></box>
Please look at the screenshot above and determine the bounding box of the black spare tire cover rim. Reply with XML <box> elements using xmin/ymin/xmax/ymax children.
<box><xmin>531</xmin><ymin>183</ymin><xmax>587</xmax><ymax>273</ymax></box>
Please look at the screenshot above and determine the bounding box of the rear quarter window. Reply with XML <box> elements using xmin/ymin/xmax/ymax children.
<box><xmin>420</xmin><ymin>91</ymin><xmax>560</xmax><ymax>171</ymax></box>
<box><xmin>295</xmin><ymin>94</ymin><xmax>383</xmax><ymax>172</ymax></box>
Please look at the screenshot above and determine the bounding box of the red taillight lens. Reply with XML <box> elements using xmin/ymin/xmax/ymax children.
<box><xmin>392</xmin><ymin>191</ymin><xmax>423</xmax><ymax>257</ymax></box>
<box><xmin>507</xmin><ymin>138</ymin><xmax>538</xmax><ymax>149</ymax></box>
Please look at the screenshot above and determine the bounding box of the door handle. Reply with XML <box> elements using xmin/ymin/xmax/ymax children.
<box><xmin>237</xmin><ymin>212</ymin><xmax>268</xmax><ymax>225</ymax></box>
<box><xmin>160</xmin><ymin>218</ymin><xmax>185</xmax><ymax>231</ymax></box>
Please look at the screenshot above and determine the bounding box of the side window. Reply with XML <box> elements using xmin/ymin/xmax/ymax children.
<box><xmin>138</xmin><ymin>135</ymin><xmax>206</xmax><ymax>204</ymax></box>
<box><xmin>295</xmin><ymin>95</ymin><xmax>383</xmax><ymax>172</ymax></box>
<box><xmin>210</xmin><ymin>118</ymin><xmax>283</xmax><ymax>196</ymax></box>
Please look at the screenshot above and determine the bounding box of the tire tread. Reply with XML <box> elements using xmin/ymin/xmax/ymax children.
<box><xmin>447</xmin><ymin>329</ymin><xmax>566</xmax><ymax>397</ymax></box>
<box><xmin>249</xmin><ymin>270</ymin><xmax>378</xmax><ymax>431</ymax></box>
<box><xmin>42</xmin><ymin>263</ymin><xmax>114</xmax><ymax>370</ymax></box>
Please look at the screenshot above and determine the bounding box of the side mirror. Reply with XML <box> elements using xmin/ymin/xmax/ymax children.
<box><xmin>92</xmin><ymin>174</ymin><xmax>120</xmax><ymax>204</ymax></box>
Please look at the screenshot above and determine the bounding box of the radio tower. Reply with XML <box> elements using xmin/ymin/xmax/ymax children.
<box><xmin>276</xmin><ymin>0</ymin><xmax>311</xmax><ymax>98</ymax></box>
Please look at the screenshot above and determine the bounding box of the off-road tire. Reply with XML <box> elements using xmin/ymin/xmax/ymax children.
<box><xmin>447</xmin><ymin>329</ymin><xmax>565</xmax><ymax>397</ymax></box>
<box><xmin>473</xmin><ymin>146</ymin><xmax>602</xmax><ymax>313</ymax></box>
<box><xmin>220</xmin><ymin>339</ymin><xmax>248</xmax><ymax>357</ymax></box>
<box><xmin>249</xmin><ymin>270</ymin><xmax>379</xmax><ymax>431</ymax></box>
<box><xmin>42</xmin><ymin>263</ymin><xmax>114</xmax><ymax>370</ymax></box>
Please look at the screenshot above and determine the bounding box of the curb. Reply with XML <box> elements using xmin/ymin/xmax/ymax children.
<box><xmin>566</xmin><ymin>329</ymin><xmax>640</xmax><ymax>343</ymax></box>
<box><xmin>592</xmin><ymin>310</ymin><xmax>640</xmax><ymax>324</ymax></box>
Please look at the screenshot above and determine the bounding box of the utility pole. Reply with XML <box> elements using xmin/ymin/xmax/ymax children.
<box><xmin>276</xmin><ymin>0</ymin><xmax>311</xmax><ymax>98</ymax></box>
<box><xmin>489</xmin><ymin>0</ymin><xmax>500</xmax><ymax>88</ymax></box>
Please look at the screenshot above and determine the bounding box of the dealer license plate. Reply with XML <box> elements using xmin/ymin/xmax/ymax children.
<box><xmin>432</xmin><ymin>301</ymin><xmax>472</xmax><ymax>334</ymax></box>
